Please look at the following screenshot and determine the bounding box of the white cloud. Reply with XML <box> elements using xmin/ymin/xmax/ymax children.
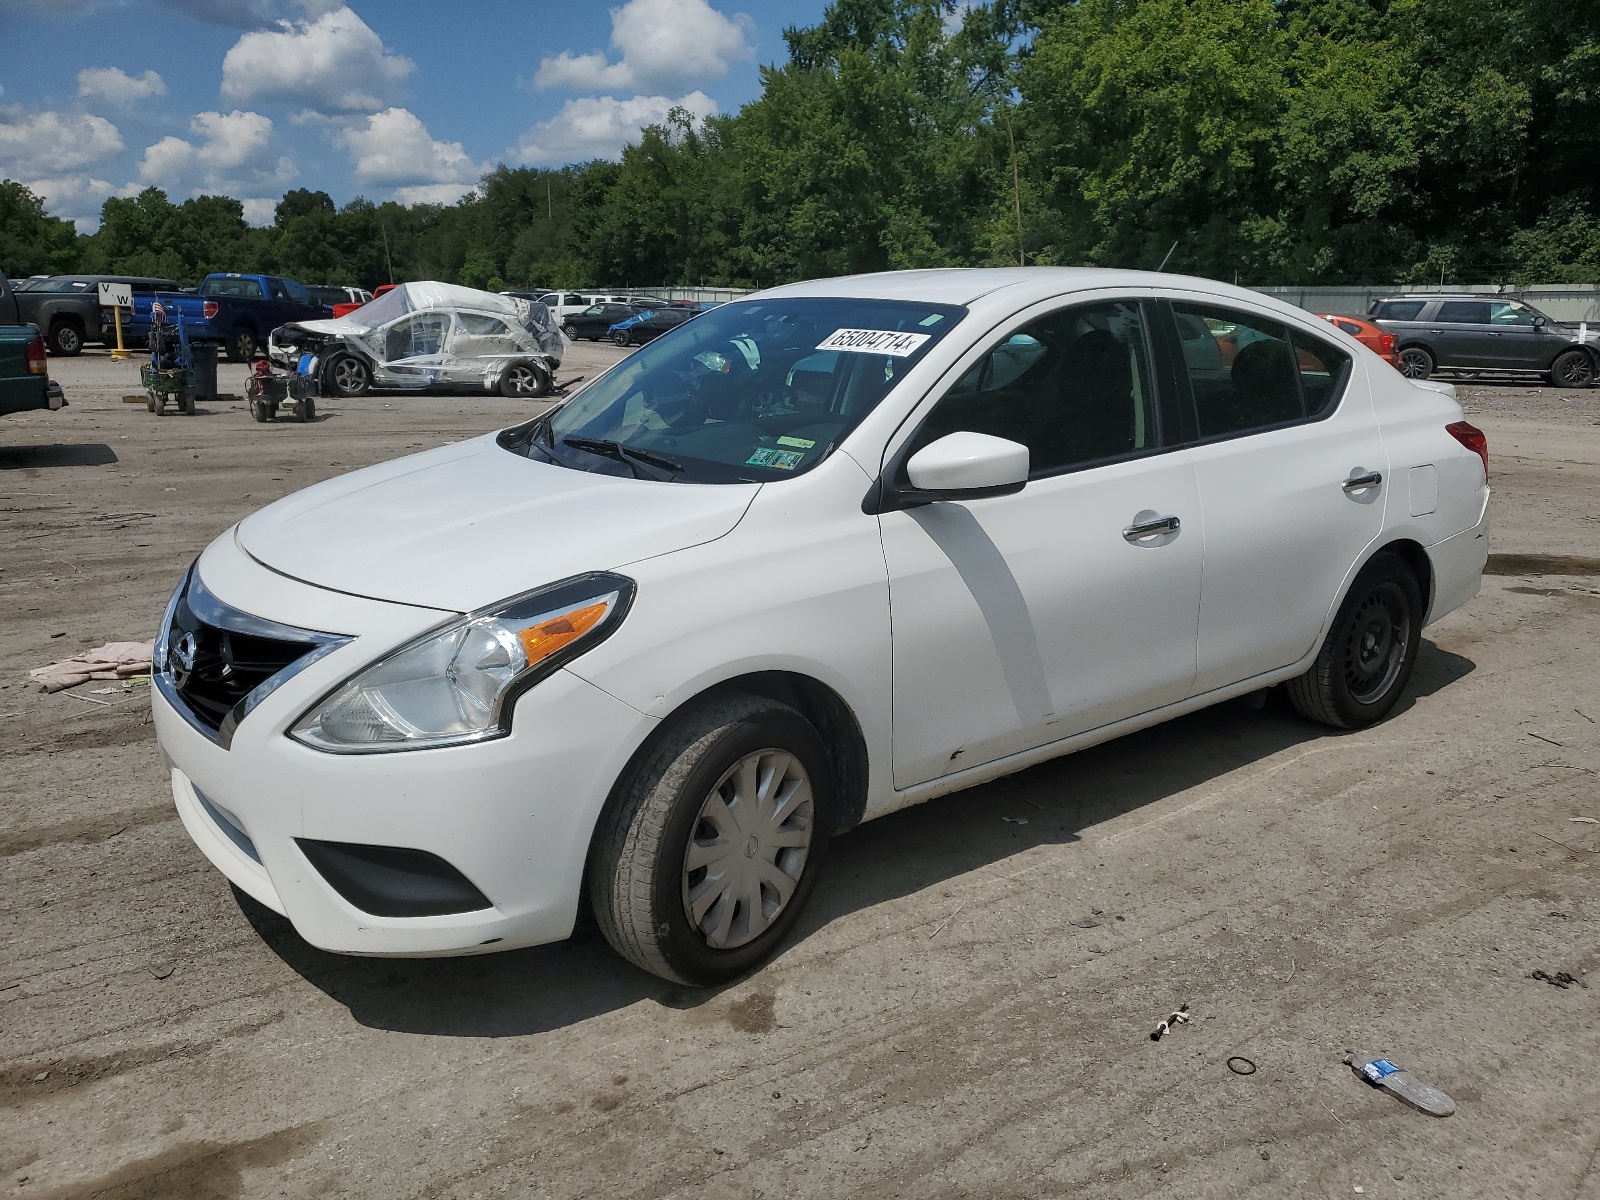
<box><xmin>238</xmin><ymin>196</ymin><xmax>278</xmax><ymax>225</ymax></box>
<box><xmin>333</xmin><ymin>106</ymin><xmax>481</xmax><ymax>188</ymax></box>
<box><xmin>394</xmin><ymin>182</ymin><xmax>478</xmax><ymax>206</ymax></box>
<box><xmin>0</xmin><ymin>109</ymin><xmax>124</xmax><ymax>176</ymax></box>
<box><xmin>137</xmin><ymin>109</ymin><xmax>296</xmax><ymax>194</ymax></box>
<box><xmin>514</xmin><ymin>91</ymin><xmax>716</xmax><ymax>165</ymax></box>
<box><xmin>23</xmin><ymin>174</ymin><xmax>122</xmax><ymax>232</ymax></box>
<box><xmin>77</xmin><ymin>67</ymin><xmax>168</xmax><ymax>105</ymax></box>
<box><xmin>535</xmin><ymin>0</ymin><xmax>754</xmax><ymax>93</ymax></box>
<box><xmin>221</xmin><ymin>6</ymin><xmax>413</xmax><ymax>113</ymax></box>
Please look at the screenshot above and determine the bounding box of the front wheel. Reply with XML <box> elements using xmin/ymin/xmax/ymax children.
<box><xmin>589</xmin><ymin>695</ymin><xmax>834</xmax><ymax>985</ymax></box>
<box><xmin>226</xmin><ymin>327</ymin><xmax>256</xmax><ymax>362</ymax></box>
<box><xmin>1550</xmin><ymin>349</ymin><xmax>1595</xmax><ymax>389</ymax></box>
<box><xmin>1397</xmin><ymin>346</ymin><xmax>1433</xmax><ymax>380</ymax></box>
<box><xmin>499</xmin><ymin>361</ymin><xmax>550</xmax><ymax>398</ymax></box>
<box><xmin>562</xmin><ymin>322</ymin><xmax>579</xmax><ymax>340</ymax></box>
<box><xmin>1287</xmin><ymin>552</ymin><xmax>1423</xmax><ymax>729</ymax></box>
<box><xmin>323</xmin><ymin>354</ymin><xmax>371</xmax><ymax>397</ymax></box>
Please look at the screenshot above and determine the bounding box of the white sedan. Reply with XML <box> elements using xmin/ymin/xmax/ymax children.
<box><xmin>153</xmin><ymin>268</ymin><xmax>1489</xmax><ymax>984</ymax></box>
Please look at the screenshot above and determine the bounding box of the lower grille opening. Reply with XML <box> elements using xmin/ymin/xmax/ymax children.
<box><xmin>296</xmin><ymin>839</ymin><xmax>492</xmax><ymax>917</ymax></box>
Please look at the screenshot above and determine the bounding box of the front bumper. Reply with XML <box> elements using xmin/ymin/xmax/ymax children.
<box><xmin>155</xmin><ymin>531</ymin><xmax>658</xmax><ymax>956</ymax></box>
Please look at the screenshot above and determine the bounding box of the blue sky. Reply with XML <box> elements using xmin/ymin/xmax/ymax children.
<box><xmin>0</xmin><ymin>0</ymin><xmax>827</xmax><ymax>230</ymax></box>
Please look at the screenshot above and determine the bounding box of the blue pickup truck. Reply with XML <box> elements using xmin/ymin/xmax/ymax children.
<box><xmin>128</xmin><ymin>273</ymin><xmax>329</xmax><ymax>361</ymax></box>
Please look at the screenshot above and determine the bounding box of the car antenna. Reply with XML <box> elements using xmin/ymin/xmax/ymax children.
<box><xmin>1156</xmin><ymin>240</ymin><xmax>1179</xmax><ymax>272</ymax></box>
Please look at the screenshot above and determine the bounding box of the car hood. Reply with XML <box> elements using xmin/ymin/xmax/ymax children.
<box><xmin>236</xmin><ymin>434</ymin><xmax>759</xmax><ymax>612</ymax></box>
<box><xmin>276</xmin><ymin>317</ymin><xmax>368</xmax><ymax>338</ymax></box>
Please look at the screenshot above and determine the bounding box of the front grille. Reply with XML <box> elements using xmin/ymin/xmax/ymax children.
<box><xmin>156</xmin><ymin>565</ymin><xmax>350</xmax><ymax>749</ymax></box>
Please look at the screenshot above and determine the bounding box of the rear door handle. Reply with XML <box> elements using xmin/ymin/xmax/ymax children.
<box><xmin>1343</xmin><ymin>472</ymin><xmax>1383</xmax><ymax>493</ymax></box>
<box><xmin>1123</xmin><ymin>515</ymin><xmax>1180</xmax><ymax>541</ymax></box>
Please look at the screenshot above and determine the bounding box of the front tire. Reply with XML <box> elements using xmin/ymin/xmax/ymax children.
<box><xmin>589</xmin><ymin>695</ymin><xmax>833</xmax><ymax>985</ymax></box>
<box><xmin>499</xmin><ymin>361</ymin><xmax>550</xmax><ymax>398</ymax></box>
<box><xmin>1550</xmin><ymin>349</ymin><xmax>1595</xmax><ymax>389</ymax></box>
<box><xmin>562</xmin><ymin>322</ymin><xmax>579</xmax><ymax>341</ymax></box>
<box><xmin>1287</xmin><ymin>552</ymin><xmax>1423</xmax><ymax>729</ymax></box>
<box><xmin>323</xmin><ymin>353</ymin><xmax>371</xmax><ymax>397</ymax></box>
<box><xmin>1398</xmin><ymin>346</ymin><xmax>1433</xmax><ymax>380</ymax></box>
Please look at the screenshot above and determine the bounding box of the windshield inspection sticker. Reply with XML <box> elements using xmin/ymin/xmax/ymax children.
<box><xmin>776</xmin><ymin>436</ymin><xmax>816</xmax><ymax>449</ymax></box>
<box><xmin>747</xmin><ymin>448</ymin><xmax>805</xmax><ymax>470</ymax></box>
<box><xmin>816</xmin><ymin>328</ymin><xmax>931</xmax><ymax>357</ymax></box>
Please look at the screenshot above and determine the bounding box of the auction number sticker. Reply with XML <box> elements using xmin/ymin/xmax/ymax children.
<box><xmin>816</xmin><ymin>328</ymin><xmax>931</xmax><ymax>357</ymax></box>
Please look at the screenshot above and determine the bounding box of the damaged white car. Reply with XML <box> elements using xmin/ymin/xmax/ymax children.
<box><xmin>268</xmin><ymin>282</ymin><xmax>565</xmax><ymax>399</ymax></box>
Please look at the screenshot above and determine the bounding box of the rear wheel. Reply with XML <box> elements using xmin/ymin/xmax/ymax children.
<box><xmin>1287</xmin><ymin>552</ymin><xmax>1422</xmax><ymax>729</ymax></box>
<box><xmin>612</xmin><ymin>330</ymin><xmax>631</xmax><ymax>347</ymax></box>
<box><xmin>499</xmin><ymin>361</ymin><xmax>551</xmax><ymax>398</ymax></box>
<box><xmin>590</xmin><ymin>694</ymin><xmax>833</xmax><ymax>985</ymax></box>
<box><xmin>226</xmin><ymin>327</ymin><xmax>256</xmax><ymax>362</ymax></box>
<box><xmin>1550</xmin><ymin>349</ymin><xmax>1595</xmax><ymax>389</ymax></box>
<box><xmin>1397</xmin><ymin>346</ymin><xmax>1433</xmax><ymax>380</ymax></box>
<box><xmin>47</xmin><ymin>320</ymin><xmax>84</xmax><ymax>356</ymax></box>
<box><xmin>323</xmin><ymin>354</ymin><xmax>371</xmax><ymax>397</ymax></box>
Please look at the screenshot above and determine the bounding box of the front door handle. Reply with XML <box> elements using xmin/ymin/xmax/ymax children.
<box><xmin>1123</xmin><ymin>514</ymin><xmax>1180</xmax><ymax>541</ymax></box>
<box><xmin>1343</xmin><ymin>471</ymin><xmax>1383</xmax><ymax>493</ymax></box>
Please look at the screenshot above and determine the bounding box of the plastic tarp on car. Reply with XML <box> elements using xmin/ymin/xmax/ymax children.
<box><xmin>276</xmin><ymin>281</ymin><xmax>564</xmax><ymax>383</ymax></box>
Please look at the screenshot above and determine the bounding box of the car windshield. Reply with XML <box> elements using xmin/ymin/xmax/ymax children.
<box><xmin>506</xmin><ymin>297</ymin><xmax>965</xmax><ymax>484</ymax></box>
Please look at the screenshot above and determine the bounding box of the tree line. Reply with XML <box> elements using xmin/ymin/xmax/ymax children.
<box><xmin>4</xmin><ymin>0</ymin><xmax>1597</xmax><ymax>291</ymax></box>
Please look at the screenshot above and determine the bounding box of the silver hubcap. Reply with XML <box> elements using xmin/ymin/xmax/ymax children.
<box><xmin>509</xmin><ymin>366</ymin><xmax>536</xmax><ymax>392</ymax></box>
<box><xmin>334</xmin><ymin>360</ymin><xmax>364</xmax><ymax>391</ymax></box>
<box><xmin>681</xmin><ymin>748</ymin><xmax>814</xmax><ymax>950</ymax></box>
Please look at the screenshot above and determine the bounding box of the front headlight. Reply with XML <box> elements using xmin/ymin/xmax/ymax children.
<box><xmin>289</xmin><ymin>572</ymin><xmax>634</xmax><ymax>754</ymax></box>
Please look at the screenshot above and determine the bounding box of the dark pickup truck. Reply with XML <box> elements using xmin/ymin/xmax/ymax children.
<box><xmin>128</xmin><ymin>273</ymin><xmax>329</xmax><ymax>361</ymax></box>
<box><xmin>0</xmin><ymin>271</ymin><xmax>57</xmax><ymax>418</ymax></box>
<box><xmin>15</xmin><ymin>274</ymin><xmax>179</xmax><ymax>356</ymax></box>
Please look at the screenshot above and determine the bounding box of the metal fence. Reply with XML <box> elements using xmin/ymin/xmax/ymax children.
<box><xmin>624</xmin><ymin>285</ymin><xmax>756</xmax><ymax>304</ymax></box>
<box><xmin>1252</xmin><ymin>284</ymin><xmax>1600</xmax><ymax>323</ymax></box>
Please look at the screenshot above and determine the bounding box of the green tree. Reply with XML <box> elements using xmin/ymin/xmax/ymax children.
<box><xmin>0</xmin><ymin>180</ymin><xmax>79</xmax><ymax>278</ymax></box>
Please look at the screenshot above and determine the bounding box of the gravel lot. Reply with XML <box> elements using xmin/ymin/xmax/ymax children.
<box><xmin>2</xmin><ymin>352</ymin><xmax>1598</xmax><ymax>1199</ymax></box>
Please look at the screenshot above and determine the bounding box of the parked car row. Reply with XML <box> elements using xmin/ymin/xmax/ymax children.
<box><xmin>1368</xmin><ymin>294</ymin><xmax>1598</xmax><ymax>387</ymax></box>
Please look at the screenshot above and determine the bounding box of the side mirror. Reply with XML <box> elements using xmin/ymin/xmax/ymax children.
<box><xmin>867</xmin><ymin>432</ymin><xmax>1029</xmax><ymax>512</ymax></box>
<box><xmin>1532</xmin><ymin>315</ymin><xmax>1547</xmax><ymax>328</ymax></box>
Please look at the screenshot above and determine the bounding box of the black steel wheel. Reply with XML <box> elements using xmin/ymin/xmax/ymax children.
<box><xmin>1287</xmin><ymin>552</ymin><xmax>1422</xmax><ymax>729</ymax></box>
<box><xmin>1398</xmin><ymin>346</ymin><xmax>1433</xmax><ymax>380</ymax></box>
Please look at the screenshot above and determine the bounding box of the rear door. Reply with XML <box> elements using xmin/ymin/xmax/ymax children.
<box><xmin>1429</xmin><ymin>300</ymin><xmax>1495</xmax><ymax>367</ymax></box>
<box><xmin>1166</xmin><ymin>299</ymin><xmax>1386</xmax><ymax>694</ymax></box>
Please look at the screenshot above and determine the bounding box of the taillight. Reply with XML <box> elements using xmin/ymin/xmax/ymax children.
<box><xmin>1446</xmin><ymin>421</ymin><xmax>1487</xmax><ymax>480</ymax></box>
<box><xmin>202</xmin><ymin>300</ymin><xmax>219</xmax><ymax>319</ymax></box>
<box><xmin>1378</xmin><ymin>333</ymin><xmax>1395</xmax><ymax>355</ymax></box>
<box><xmin>25</xmin><ymin>336</ymin><xmax>47</xmax><ymax>376</ymax></box>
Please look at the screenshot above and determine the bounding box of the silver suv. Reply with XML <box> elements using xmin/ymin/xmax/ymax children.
<box><xmin>1370</xmin><ymin>295</ymin><xmax>1598</xmax><ymax>387</ymax></box>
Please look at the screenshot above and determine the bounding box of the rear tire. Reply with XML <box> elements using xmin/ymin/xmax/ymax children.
<box><xmin>1550</xmin><ymin>349</ymin><xmax>1595</xmax><ymax>389</ymax></box>
<box><xmin>1398</xmin><ymin>346</ymin><xmax>1433</xmax><ymax>380</ymax></box>
<box><xmin>499</xmin><ymin>361</ymin><xmax>551</xmax><ymax>398</ymax></box>
<box><xmin>589</xmin><ymin>694</ymin><xmax>833</xmax><ymax>985</ymax></box>
<box><xmin>47</xmin><ymin>320</ymin><xmax>84</xmax><ymax>356</ymax></box>
<box><xmin>1287</xmin><ymin>552</ymin><xmax>1422</xmax><ymax>729</ymax></box>
<box><xmin>226</xmin><ymin>327</ymin><xmax>256</xmax><ymax>362</ymax></box>
<box><xmin>612</xmin><ymin>331</ymin><xmax>631</xmax><ymax>347</ymax></box>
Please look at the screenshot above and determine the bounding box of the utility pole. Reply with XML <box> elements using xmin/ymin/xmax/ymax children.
<box><xmin>1003</xmin><ymin>105</ymin><xmax>1025</xmax><ymax>266</ymax></box>
<box><xmin>380</xmin><ymin>221</ymin><xmax>394</xmax><ymax>284</ymax></box>
<box><xmin>547</xmin><ymin>177</ymin><xmax>553</xmax><ymax>223</ymax></box>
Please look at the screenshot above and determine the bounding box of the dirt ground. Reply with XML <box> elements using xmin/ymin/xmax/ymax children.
<box><xmin>2</xmin><ymin>350</ymin><xmax>1598</xmax><ymax>1199</ymax></box>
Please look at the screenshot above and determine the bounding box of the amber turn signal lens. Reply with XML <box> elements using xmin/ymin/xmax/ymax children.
<box><xmin>516</xmin><ymin>601</ymin><xmax>610</xmax><ymax>667</ymax></box>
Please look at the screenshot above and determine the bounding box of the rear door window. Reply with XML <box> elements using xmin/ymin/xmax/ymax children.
<box><xmin>1171</xmin><ymin>302</ymin><xmax>1350</xmax><ymax>438</ymax></box>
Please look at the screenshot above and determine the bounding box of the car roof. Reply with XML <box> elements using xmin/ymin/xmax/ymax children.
<box><xmin>757</xmin><ymin>267</ymin><xmax>1302</xmax><ymax>310</ymax></box>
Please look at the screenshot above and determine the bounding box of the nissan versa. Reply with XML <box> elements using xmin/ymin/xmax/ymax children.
<box><xmin>153</xmin><ymin>268</ymin><xmax>1490</xmax><ymax>984</ymax></box>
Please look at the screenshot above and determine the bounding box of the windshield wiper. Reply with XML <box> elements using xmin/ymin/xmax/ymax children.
<box><xmin>561</xmin><ymin>436</ymin><xmax>683</xmax><ymax>480</ymax></box>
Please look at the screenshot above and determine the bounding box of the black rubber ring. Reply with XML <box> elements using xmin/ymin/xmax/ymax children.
<box><xmin>1227</xmin><ymin>1056</ymin><xmax>1257</xmax><ymax>1075</ymax></box>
